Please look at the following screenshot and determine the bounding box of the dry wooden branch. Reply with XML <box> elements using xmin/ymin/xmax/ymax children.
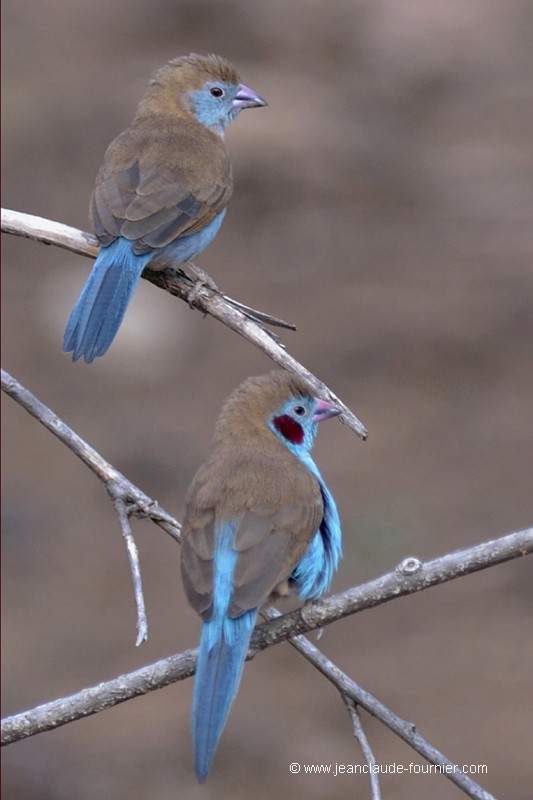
<box><xmin>2</xmin><ymin>527</ymin><xmax>530</xmax><ymax>753</ymax></box>
<box><xmin>3</xmin><ymin>207</ymin><xmax>529</xmax><ymax>798</ymax></box>
<box><xmin>1</xmin><ymin>369</ymin><xmax>181</xmax><ymax>542</ymax></box>
<box><xmin>252</xmin><ymin>530</ymin><xmax>533</xmax><ymax>649</ymax></box>
<box><xmin>113</xmin><ymin>496</ymin><xmax>149</xmax><ymax>645</ymax></box>
<box><xmin>2</xmin><ymin>368</ymin><xmax>181</xmax><ymax>643</ymax></box>
<box><xmin>1</xmin><ymin>208</ymin><xmax>368</xmax><ymax>440</ymax></box>
<box><xmin>342</xmin><ymin>696</ymin><xmax>381</xmax><ymax>800</ymax></box>
<box><xmin>263</xmin><ymin>606</ymin><xmax>497</xmax><ymax>800</ymax></box>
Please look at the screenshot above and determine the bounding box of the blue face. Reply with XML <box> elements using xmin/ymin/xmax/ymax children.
<box><xmin>268</xmin><ymin>396</ymin><xmax>318</xmax><ymax>455</ymax></box>
<box><xmin>189</xmin><ymin>81</ymin><xmax>241</xmax><ymax>134</ymax></box>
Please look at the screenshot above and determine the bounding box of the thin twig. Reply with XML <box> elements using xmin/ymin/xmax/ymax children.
<box><xmin>1</xmin><ymin>369</ymin><xmax>181</xmax><ymax>543</ymax></box>
<box><xmin>2</xmin><ymin>368</ymin><xmax>182</xmax><ymax>645</ymax></box>
<box><xmin>2</xmin><ymin>528</ymin><xmax>530</xmax><ymax>749</ymax></box>
<box><xmin>263</xmin><ymin>606</ymin><xmax>495</xmax><ymax>800</ymax></box>
<box><xmin>342</xmin><ymin>695</ymin><xmax>381</xmax><ymax>800</ymax></box>
<box><xmin>219</xmin><ymin>293</ymin><xmax>296</xmax><ymax>330</ymax></box>
<box><xmin>112</xmin><ymin>495</ymin><xmax>148</xmax><ymax>646</ymax></box>
<box><xmin>1</xmin><ymin>207</ymin><xmax>368</xmax><ymax>440</ymax></box>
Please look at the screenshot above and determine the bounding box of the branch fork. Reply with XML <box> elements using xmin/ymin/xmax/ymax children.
<box><xmin>3</xmin><ymin>207</ymin><xmax>530</xmax><ymax>798</ymax></box>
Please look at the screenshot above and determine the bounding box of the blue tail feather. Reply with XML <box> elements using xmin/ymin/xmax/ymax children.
<box><xmin>191</xmin><ymin>519</ymin><xmax>257</xmax><ymax>782</ymax></box>
<box><xmin>192</xmin><ymin>608</ymin><xmax>256</xmax><ymax>782</ymax></box>
<box><xmin>63</xmin><ymin>238</ymin><xmax>151</xmax><ymax>363</ymax></box>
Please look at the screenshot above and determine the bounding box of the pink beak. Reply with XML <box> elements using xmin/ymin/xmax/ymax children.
<box><xmin>312</xmin><ymin>398</ymin><xmax>342</xmax><ymax>424</ymax></box>
<box><xmin>233</xmin><ymin>83</ymin><xmax>267</xmax><ymax>110</ymax></box>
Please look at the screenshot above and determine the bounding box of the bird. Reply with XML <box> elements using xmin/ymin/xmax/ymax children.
<box><xmin>180</xmin><ymin>370</ymin><xmax>343</xmax><ymax>782</ymax></box>
<box><xmin>63</xmin><ymin>54</ymin><xmax>266</xmax><ymax>363</ymax></box>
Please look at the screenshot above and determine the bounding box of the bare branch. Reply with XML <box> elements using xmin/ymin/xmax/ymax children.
<box><xmin>252</xmin><ymin>528</ymin><xmax>533</xmax><ymax>649</ymax></box>
<box><xmin>1</xmin><ymin>208</ymin><xmax>368</xmax><ymax>440</ymax></box>
<box><xmin>1</xmin><ymin>207</ymin><xmax>100</xmax><ymax>258</ymax></box>
<box><xmin>1</xmin><ymin>368</ymin><xmax>181</xmax><ymax>543</ymax></box>
<box><xmin>342</xmin><ymin>696</ymin><xmax>381</xmax><ymax>800</ymax></box>
<box><xmin>262</xmin><ymin>605</ymin><xmax>495</xmax><ymax>800</ymax></box>
<box><xmin>2</xmin><ymin>368</ymin><xmax>182</xmax><ymax>644</ymax></box>
<box><xmin>2</xmin><ymin>207</ymin><xmax>529</xmax><ymax>792</ymax></box>
<box><xmin>112</xmin><ymin>495</ymin><xmax>148</xmax><ymax>646</ymax></box>
<box><xmin>2</xmin><ymin>528</ymin><xmax>530</xmax><ymax>749</ymax></box>
<box><xmin>1</xmin><ymin>649</ymin><xmax>197</xmax><ymax>745</ymax></box>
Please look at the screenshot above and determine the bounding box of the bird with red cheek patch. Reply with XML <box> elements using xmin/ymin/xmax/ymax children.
<box><xmin>180</xmin><ymin>370</ymin><xmax>342</xmax><ymax>781</ymax></box>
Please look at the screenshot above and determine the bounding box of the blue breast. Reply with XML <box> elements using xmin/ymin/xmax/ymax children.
<box><xmin>150</xmin><ymin>209</ymin><xmax>226</xmax><ymax>267</ymax></box>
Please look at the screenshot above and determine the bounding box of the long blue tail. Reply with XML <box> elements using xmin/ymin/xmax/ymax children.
<box><xmin>63</xmin><ymin>238</ymin><xmax>151</xmax><ymax>363</ymax></box>
<box><xmin>192</xmin><ymin>608</ymin><xmax>256</xmax><ymax>782</ymax></box>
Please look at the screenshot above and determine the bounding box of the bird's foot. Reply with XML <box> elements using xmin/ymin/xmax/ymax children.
<box><xmin>185</xmin><ymin>260</ymin><xmax>219</xmax><ymax>308</ymax></box>
<box><xmin>126</xmin><ymin>498</ymin><xmax>157</xmax><ymax>519</ymax></box>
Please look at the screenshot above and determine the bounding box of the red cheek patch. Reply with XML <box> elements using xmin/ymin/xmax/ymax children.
<box><xmin>272</xmin><ymin>414</ymin><xmax>304</xmax><ymax>445</ymax></box>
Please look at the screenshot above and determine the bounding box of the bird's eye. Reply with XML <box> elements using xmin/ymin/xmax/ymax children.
<box><xmin>210</xmin><ymin>86</ymin><xmax>224</xmax><ymax>98</ymax></box>
<box><xmin>293</xmin><ymin>405</ymin><xmax>307</xmax><ymax>417</ymax></box>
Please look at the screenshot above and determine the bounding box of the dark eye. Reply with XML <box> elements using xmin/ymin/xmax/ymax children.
<box><xmin>293</xmin><ymin>405</ymin><xmax>307</xmax><ymax>417</ymax></box>
<box><xmin>210</xmin><ymin>86</ymin><xmax>224</xmax><ymax>98</ymax></box>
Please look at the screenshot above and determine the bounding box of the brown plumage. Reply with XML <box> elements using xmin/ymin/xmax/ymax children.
<box><xmin>91</xmin><ymin>54</ymin><xmax>241</xmax><ymax>254</ymax></box>
<box><xmin>182</xmin><ymin>370</ymin><xmax>342</xmax><ymax>781</ymax></box>
<box><xmin>63</xmin><ymin>53</ymin><xmax>265</xmax><ymax>363</ymax></box>
<box><xmin>180</xmin><ymin>371</ymin><xmax>324</xmax><ymax>619</ymax></box>
<box><xmin>151</xmin><ymin>54</ymin><xmax>241</xmax><ymax>96</ymax></box>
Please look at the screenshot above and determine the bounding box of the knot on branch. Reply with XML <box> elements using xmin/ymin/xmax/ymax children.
<box><xmin>396</xmin><ymin>556</ymin><xmax>423</xmax><ymax>576</ymax></box>
<box><xmin>300</xmin><ymin>597</ymin><xmax>332</xmax><ymax>628</ymax></box>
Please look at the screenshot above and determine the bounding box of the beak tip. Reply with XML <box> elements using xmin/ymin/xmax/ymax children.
<box><xmin>312</xmin><ymin>398</ymin><xmax>343</xmax><ymax>423</ymax></box>
<box><xmin>234</xmin><ymin>83</ymin><xmax>268</xmax><ymax>110</ymax></box>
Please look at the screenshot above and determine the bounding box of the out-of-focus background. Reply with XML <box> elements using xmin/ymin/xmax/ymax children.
<box><xmin>2</xmin><ymin>2</ymin><xmax>532</xmax><ymax>798</ymax></box>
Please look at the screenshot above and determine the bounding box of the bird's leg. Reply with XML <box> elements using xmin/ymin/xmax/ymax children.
<box><xmin>184</xmin><ymin>260</ymin><xmax>219</xmax><ymax>309</ymax></box>
<box><xmin>125</xmin><ymin>498</ymin><xmax>157</xmax><ymax>518</ymax></box>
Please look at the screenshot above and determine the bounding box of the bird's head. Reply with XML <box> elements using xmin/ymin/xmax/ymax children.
<box><xmin>268</xmin><ymin>389</ymin><xmax>342</xmax><ymax>455</ymax></box>
<box><xmin>147</xmin><ymin>53</ymin><xmax>266</xmax><ymax>135</ymax></box>
<box><xmin>213</xmin><ymin>371</ymin><xmax>341</xmax><ymax>456</ymax></box>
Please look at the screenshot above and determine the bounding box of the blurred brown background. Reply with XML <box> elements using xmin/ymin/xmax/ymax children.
<box><xmin>2</xmin><ymin>1</ymin><xmax>532</xmax><ymax>798</ymax></box>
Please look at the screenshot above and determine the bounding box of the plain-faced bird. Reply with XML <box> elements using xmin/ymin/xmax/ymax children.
<box><xmin>63</xmin><ymin>54</ymin><xmax>266</xmax><ymax>363</ymax></box>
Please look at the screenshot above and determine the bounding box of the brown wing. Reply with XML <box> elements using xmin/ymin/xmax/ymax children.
<box><xmin>90</xmin><ymin>116</ymin><xmax>232</xmax><ymax>253</ymax></box>
<box><xmin>180</xmin><ymin>451</ymin><xmax>323</xmax><ymax>621</ymax></box>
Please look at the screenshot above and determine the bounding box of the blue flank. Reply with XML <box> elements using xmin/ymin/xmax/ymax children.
<box><xmin>193</xmin><ymin>398</ymin><xmax>342</xmax><ymax>781</ymax></box>
<box><xmin>63</xmin><ymin>211</ymin><xmax>226</xmax><ymax>363</ymax></box>
<box><xmin>268</xmin><ymin>398</ymin><xmax>343</xmax><ymax>601</ymax></box>
<box><xmin>291</xmin><ymin>474</ymin><xmax>342</xmax><ymax>600</ymax></box>
<box><xmin>192</xmin><ymin>520</ymin><xmax>256</xmax><ymax>783</ymax></box>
